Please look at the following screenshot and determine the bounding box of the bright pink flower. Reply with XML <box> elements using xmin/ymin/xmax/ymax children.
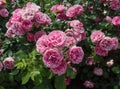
<box><xmin>112</xmin><ymin>16</ymin><xmax>120</xmax><ymax>26</ymax></box>
<box><xmin>109</xmin><ymin>0</ymin><xmax>120</xmax><ymax>10</ymax></box>
<box><xmin>43</xmin><ymin>48</ymin><xmax>63</xmax><ymax>68</ymax></box>
<box><xmin>65</xmin><ymin>76</ymin><xmax>71</xmax><ymax>85</ymax></box>
<box><xmin>83</xmin><ymin>80</ymin><xmax>94</xmax><ymax>88</ymax></box>
<box><xmin>111</xmin><ymin>37</ymin><xmax>118</xmax><ymax>50</ymax></box>
<box><xmin>67</xmin><ymin>46</ymin><xmax>84</xmax><ymax>64</ymax></box>
<box><xmin>56</xmin><ymin>12</ymin><xmax>67</xmax><ymax>20</ymax></box>
<box><xmin>21</xmin><ymin>20</ymin><xmax>33</xmax><ymax>31</ymax></box>
<box><xmin>67</xmin><ymin>20</ymin><xmax>83</xmax><ymax>29</ymax></box>
<box><xmin>0</xmin><ymin>1</ymin><xmax>6</xmax><ymax>7</ymax></box>
<box><xmin>94</xmin><ymin>44</ymin><xmax>108</xmax><ymax>56</ymax></box>
<box><xmin>105</xmin><ymin>16</ymin><xmax>112</xmax><ymax>22</ymax></box>
<box><xmin>34</xmin><ymin>12</ymin><xmax>51</xmax><ymax>26</ymax></box>
<box><xmin>27</xmin><ymin>33</ymin><xmax>34</xmax><ymax>42</ymax></box>
<box><xmin>5</xmin><ymin>29</ymin><xmax>15</xmax><ymax>38</ymax></box>
<box><xmin>65</xmin><ymin>36</ymin><xmax>76</xmax><ymax>47</ymax></box>
<box><xmin>66</xmin><ymin>5</ymin><xmax>84</xmax><ymax>18</ymax></box>
<box><xmin>3</xmin><ymin>57</ymin><xmax>14</xmax><ymax>69</ymax></box>
<box><xmin>6</xmin><ymin>21</ymin><xmax>12</xmax><ymax>29</ymax></box>
<box><xmin>81</xmin><ymin>32</ymin><xmax>86</xmax><ymax>40</ymax></box>
<box><xmin>51</xmin><ymin>60</ymin><xmax>67</xmax><ymax>75</ymax></box>
<box><xmin>0</xmin><ymin>8</ymin><xmax>9</xmax><ymax>17</ymax></box>
<box><xmin>34</xmin><ymin>30</ymin><xmax>46</xmax><ymax>42</ymax></box>
<box><xmin>85</xmin><ymin>57</ymin><xmax>95</xmax><ymax>66</ymax></box>
<box><xmin>93</xmin><ymin>67</ymin><xmax>103</xmax><ymax>76</ymax></box>
<box><xmin>0</xmin><ymin>61</ymin><xmax>3</xmax><ymax>71</ymax></box>
<box><xmin>36</xmin><ymin>35</ymin><xmax>49</xmax><ymax>54</ymax></box>
<box><xmin>50</xmin><ymin>4</ymin><xmax>65</xmax><ymax>13</ymax></box>
<box><xmin>99</xmin><ymin>37</ymin><xmax>113</xmax><ymax>51</ymax></box>
<box><xmin>47</xmin><ymin>30</ymin><xmax>66</xmax><ymax>48</ymax></box>
<box><xmin>90</xmin><ymin>30</ymin><xmax>105</xmax><ymax>43</ymax></box>
<box><xmin>10</xmin><ymin>14</ymin><xmax>21</xmax><ymax>23</ymax></box>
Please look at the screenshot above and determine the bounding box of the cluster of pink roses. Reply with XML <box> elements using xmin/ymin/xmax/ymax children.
<box><xmin>50</xmin><ymin>4</ymin><xmax>84</xmax><ymax>20</ymax></box>
<box><xmin>0</xmin><ymin>57</ymin><xmax>15</xmax><ymax>71</ymax></box>
<box><xmin>36</xmin><ymin>30</ymin><xmax>85</xmax><ymax>75</ymax></box>
<box><xmin>0</xmin><ymin>0</ymin><xmax>9</xmax><ymax>17</ymax></box>
<box><xmin>91</xmin><ymin>30</ymin><xmax>118</xmax><ymax>56</ymax></box>
<box><xmin>5</xmin><ymin>2</ymin><xmax>51</xmax><ymax>38</ymax></box>
<box><xmin>100</xmin><ymin>0</ymin><xmax>120</xmax><ymax>10</ymax></box>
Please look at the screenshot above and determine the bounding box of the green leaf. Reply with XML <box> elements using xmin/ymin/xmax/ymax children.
<box><xmin>0</xmin><ymin>86</ymin><xmax>5</xmax><ymax>89</ymax></box>
<box><xmin>55</xmin><ymin>75</ymin><xmax>66</xmax><ymax>89</ymax></box>
<box><xmin>22</xmin><ymin>72</ymin><xmax>31</xmax><ymax>85</ymax></box>
<box><xmin>112</xmin><ymin>67</ymin><xmax>120</xmax><ymax>74</ymax></box>
<box><xmin>67</xmin><ymin>68</ymin><xmax>76</xmax><ymax>79</ymax></box>
<box><xmin>30</xmin><ymin>71</ymin><xmax>40</xmax><ymax>81</ymax></box>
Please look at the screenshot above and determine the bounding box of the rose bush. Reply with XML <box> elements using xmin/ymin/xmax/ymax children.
<box><xmin>0</xmin><ymin>0</ymin><xmax>120</xmax><ymax>89</ymax></box>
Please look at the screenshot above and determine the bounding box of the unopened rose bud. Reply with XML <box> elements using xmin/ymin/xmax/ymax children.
<box><xmin>93</xmin><ymin>67</ymin><xmax>103</xmax><ymax>76</ymax></box>
<box><xmin>65</xmin><ymin>76</ymin><xmax>71</xmax><ymax>85</ymax></box>
<box><xmin>86</xmin><ymin>57</ymin><xmax>95</xmax><ymax>66</ymax></box>
<box><xmin>83</xmin><ymin>80</ymin><xmax>94</xmax><ymax>88</ymax></box>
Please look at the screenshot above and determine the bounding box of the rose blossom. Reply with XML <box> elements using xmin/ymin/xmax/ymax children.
<box><xmin>47</xmin><ymin>30</ymin><xmax>66</xmax><ymax>48</ymax></box>
<box><xmin>34</xmin><ymin>30</ymin><xmax>46</xmax><ymax>42</ymax></box>
<box><xmin>36</xmin><ymin>35</ymin><xmax>49</xmax><ymax>54</ymax></box>
<box><xmin>105</xmin><ymin>16</ymin><xmax>112</xmax><ymax>22</ymax></box>
<box><xmin>66</xmin><ymin>5</ymin><xmax>84</xmax><ymax>18</ymax></box>
<box><xmin>21</xmin><ymin>20</ymin><xmax>33</xmax><ymax>31</ymax></box>
<box><xmin>85</xmin><ymin>57</ymin><xmax>95</xmax><ymax>66</ymax></box>
<box><xmin>112</xmin><ymin>16</ymin><xmax>120</xmax><ymax>26</ymax></box>
<box><xmin>93</xmin><ymin>67</ymin><xmax>103</xmax><ymax>76</ymax></box>
<box><xmin>111</xmin><ymin>37</ymin><xmax>118</xmax><ymax>50</ymax></box>
<box><xmin>43</xmin><ymin>48</ymin><xmax>63</xmax><ymax>68</ymax></box>
<box><xmin>90</xmin><ymin>30</ymin><xmax>105</xmax><ymax>43</ymax></box>
<box><xmin>56</xmin><ymin>12</ymin><xmax>67</xmax><ymax>20</ymax></box>
<box><xmin>3</xmin><ymin>57</ymin><xmax>14</xmax><ymax>69</ymax></box>
<box><xmin>65</xmin><ymin>36</ymin><xmax>76</xmax><ymax>47</ymax></box>
<box><xmin>94</xmin><ymin>44</ymin><xmax>108</xmax><ymax>56</ymax></box>
<box><xmin>67</xmin><ymin>46</ymin><xmax>84</xmax><ymax>64</ymax></box>
<box><xmin>0</xmin><ymin>8</ymin><xmax>9</xmax><ymax>17</ymax></box>
<box><xmin>0</xmin><ymin>61</ymin><xmax>3</xmax><ymax>71</ymax></box>
<box><xmin>67</xmin><ymin>20</ymin><xmax>83</xmax><ymax>29</ymax></box>
<box><xmin>51</xmin><ymin>60</ymin><xmax>67</xmax><ymax>75</ymax></box>
<box><xmin>83</xmin><ymin>80</ymin><xmax>94</xmax><ymax>88</ymax></box>
<box><xmin>27</xmin><ymin>33</ymin><xmax>34</xmax><ymax>42</ymax></box>
<box><xmin>99</xmin><ymin>37</ymin><xmax>113</xmax><ymax>51</ymax></box>
<box><xmin>65</xmin><ymin>76</ymin><xmax>71</xmax><ymax>85</ymax></box>
<box><xmin>65</xmin><ymin>29</ymin><xmax>74</xmax><ymax>37</ymax></box>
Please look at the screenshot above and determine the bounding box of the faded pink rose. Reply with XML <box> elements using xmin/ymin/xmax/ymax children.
<box><xmin>34</xmin><ymin>30</ymin><xmax>46</xmax><ymax>42</ymax></box>
<box><xmin>99</xmin><ymin>37</ymin><xmax>113</xmax><ymax>51</ymax></box>
<box><xmin>34</xmin><ymin>12</ymin><xmax>51</xmax><ymax>26</ymax></box>
<box><xmin>27</xmin><ymin>33</ymin><xmax>34</xmax><ymax>42</ymax></box>
<box><xmin>0</xmin><ymin>49</ymin><xmax>4</xmax><ymax>55</ymax></box>
<box><xmin>83</xmin><ymin>80</ymin><xmax>94</xmax><ymax>88</ymax></box>
<box><xmin>65</xmin><ymin>36</ymin><xmax>76</xmax><ymax>47</ymax></box>
<box><xmin>65</xmin><ymin>29</ymin><xmax>74</xmax><ymax>37</ymax></box>
<box><xmin>3</xmin><ymin>57</ymin><xmax>14</xmax><ymax>69</ymax></box>
<box><xmin>85</xmin><ymin>57</ymin><xmax>95</xmax><ymax>66</ymax></box>
<box><xmin>109</xmin><ymin>0</ymin><xmax>120</xmax><ymax>10</ymax></box>
<box><xmin>5</xmin><ymin>29</ymin><xmax>15</xmax><ymax>38</ymax></box>
<box><xmin>6</xmin><ymin>21</ymin><xmax>12</xmax><ymax>29</ymax></box>
<box><xmin>65</xmin><ymin>76</ymin><xmax>71</xmax><ymax>85</ymax></box>
<box><xmin>112</xmin><ymin>16</ymin><xmax>120</xmax><ymax>26</ymax></box>
<box><xmin>43</xmin><ymin>48</ymin><xmax>63</xmax><ymax>68</ymax></box>
<box><xmin>0</xmin><ymin>8</ymin><xmax>9</xmax><ymax>17</ymax></box>
<box><xmin>94</xmin><ymin>44</ymin><xmax>108</xmax><ymax>56</ymax></box>
<box><xmin>67</xmin><ymin>46</ymin><xmax>84</xmax><ymax>64</ymax></box>
<box><xmin>36</xmin><ymin>35</ymin><xmax>49</xmax><ymax>54</ymax></box>
<box><xmin>50</xmin><ymin>4</ymin><xmax>65</xmax><ymax>13</ymax></box>
<box><xmin>21</xmin><ymin>20</ymin><xmax>33</xmax><ymax>31</ymax></box>
<box><xmin>51</xmin><ymin>60</ymin><xmax>67</xmax><ymax>75</ymax></box>
<box><xmin>111</xmin><ymin>37</ymin><xmax>118</xmax><ymax>50</ymax></box>
<box><xmin>67</xmin><ymin>20</ymin><xmax>83</xmax><ymax>29</ymax></box>
<box><xmin>56</xmin><ymin>12</ymin><xmax>67</xmax><ymax>20</ymax></box>
<box><xmin>66</xmin><ymin>5</ymin><xmax>84</xmax><ymax>18</ymax></box>
<box><xmin>105</xmin><ymin>16</ymin><xmax>112</xmax><ymax>22</ymax></box>
<box><xmin>90</xmin><ymin>30</ymin><xmax>105</xmax><ymax>43</ymax></box>
<box><xmin>93</xmin><ymin>67</ymin><xmax>103</xmax><ymax>76</ymax></box>
<box><xmin>0</xmin><ymin>61</ymin><xmax>3</xmax><ymax>71</ymax></box>
<box><xmin>47</xmin><ymin>30</ymin><xmax>66</xmax><ymax>48</ymax></box>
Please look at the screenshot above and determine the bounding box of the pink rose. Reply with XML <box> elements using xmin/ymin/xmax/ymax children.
<box><xmin>47</xmin><ymin>30</ymin><xmax>66</xmax><ymax>48</ymax></box>
<box><xmin>36</xmin><ymin>35</ymin><xmax>49</xmax><ymax>54</ymax></box>
<box><xmin>81</xmin><ymin>32</ymin><xmax>86</xmax><ymax>40</ymax></box>
<box><xmin>94</xmin><ymin>44</ymin><xmax>108</xmax><ymax>56</ymax></box>
<box><xmin>83</xmin><ymin>80</ymin><xmax>94</xmax><ymax>88</ymax></box>
<box><xmin>65</xmin><ymin>76</ymin><xmax>71</xmax><ymax>85</ymax></box>
<box><xmin>67</xmin><ymin>20</ymin><xmax>83</xmax><ymax>29</ymax></box>
<box><xmin>66</xmin><ymin>5</ymin><xmax>84</xmax><ymax>18</ymax></box>
<box><xmin>109</xmin><ymin>0</ymin><xmax>120</xmax><ymax>10</ymax></box>
<box><xmin>6</xmin><ymin>21</ymin><xmax>12</xmax><ymax>29</ymax></box>
<box><xmin>21</xmin><ymin>20</ymin><xmax>33</xmax><ymax>31</ymax></box>
<box><xmin>0</xmin><ymin>8</ymin><xmax>9</xmax><ymax>17</ymax></box>
<box><xmin>112</xmin><ymin>16</ymin><xmax>120</xmax><ymax>26</ymax></box>
<box><xmin>34</xmin><ymin>30</ymin><xmax>46</xmax><ymax>42</ymax></box>
<box><xmin>65</xmin><ymin>29</ymin><xmax>74</xmax><ymax>37</ymax></box>
<box><xmin>56</xmin><ymin>12</ymin><xmax>67</xmax><ymax>20</ymax></box>
<box><xmin>93</xmin><ymin>67</ymin><xmax>103</xmax><ymax>76</ymax></box>
<box><xmin>90</xmin><ymin>30</ymin><xmax>105</xmax><ymax>43</ymax></box>
<box><xmin>65</xmin><ymin>36</ymin><xmax>76</xmax><ymax>47</ymax></box>
<box><xmin>3</xmin><ymin>57</ymin><xmax>14</xmax><ymax>69</ymax></box>
<box><xmin>111</xmin><ymin>37</ymin><xmax>118</xmax><ymax>50</ymax></box>
<box><xmin>67</xmin><ymin>46</ymin><xmax>84</xmax><ymax>64</ymax></box>
<box><xmin>85</xmin><ymin>57</ymin><xmax>95</xmax><ymax>66</ymax></box>
<box><xmin>0</xmin><ymin>61</ymin><xmax>3</xmax><ymax>71</ymax></box>
<box><xmin>27</xmin><ymin>33</ymin><xmax>34</xmax><ymax>42</ymax></box>
<box><xmin>5</xmin><ymin>29</ymin><xmax>15</xmax><ymax>38</ymax></box>
<box><xmin>99</xmin><ymin>37</ymin><xmax>113</xmax><ymax>51</ymax></box>
<box><xmin>34</xmin><ymin>12</ymin><xmax>51</xmax><ymax>26</ymax></box>
<box><xmin>51</xmin><ymin>60</ymin><xmax>67</xmax><ymax>75</ymax></box>
<box><xmin>43</xmin><ymin>48</ymin><xmax>63</xmax><ymax>68</ymax></box>
<box><xmin>105</xmin><ymin>16</ymin><xmax>112</xmax><ymax>22</ymax></box>
<box><xmin>10</xmin><ymin>14</ymin><xmax>21</xmax><ymax>24</ymax></box>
